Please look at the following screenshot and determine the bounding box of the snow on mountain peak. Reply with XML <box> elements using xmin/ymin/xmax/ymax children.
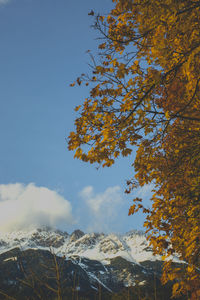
<box><xmin>0</xmin><ymin>227</ymin><xmax>159</xmax><ymax>263</ymax></box>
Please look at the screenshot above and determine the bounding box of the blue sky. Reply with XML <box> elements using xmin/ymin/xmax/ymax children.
<box><xmin>0</xmin><ymin>0</ymin><xmax>152</xmax><ymax>234</ymax></box>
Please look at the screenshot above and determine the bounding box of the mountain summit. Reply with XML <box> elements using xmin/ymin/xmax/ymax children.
<box><xmin>0</xmin><ymin>227</ymin><xmax>157</xmax><ymax>263</ymax></box>
<box><xmin>0</xmin><ymin>228</ymin><xmax>184</xmax><ymax>299</ymax></box>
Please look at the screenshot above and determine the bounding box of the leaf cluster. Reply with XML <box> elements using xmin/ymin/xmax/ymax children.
<box><xmin>68</xmin><ymin>1</ymin><xmax>200</xmax><ymax>298</ymax></box>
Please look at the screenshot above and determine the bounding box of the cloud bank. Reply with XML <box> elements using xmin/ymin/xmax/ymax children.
<box><xmin>79</xmin><ymin>185</ymin><xmax>124</xmax><ymax>232</ymax></box>
<box><xmin>0</xmin><ymin>183</ymin><xmax>74</xmax><ymax>233</ymax></box>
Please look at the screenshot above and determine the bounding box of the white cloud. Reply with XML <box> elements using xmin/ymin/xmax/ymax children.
<box><xmin>0</xmin><ymin>183</ymin><xmax>74</xmax><ymax>233</ymax></box>
<box><xmin>79</xmin><ymin>185</ymin><xmax>124</xmax><ymax>232</ymax></box>
<box><xmin>134</xmin><ymin>183</ymin><xmax>154</xmax><ymax>199</ymax></box>
<box><xmin>0</xmin><ymin>0</ymin><xmax>10</xmax><ymax>5</ymax></box>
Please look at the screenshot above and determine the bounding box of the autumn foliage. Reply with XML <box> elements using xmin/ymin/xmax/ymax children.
<box><xmin>68</xmin><ymin>0</ymin><xmax>200</xmax><ymax>298</ymax></box>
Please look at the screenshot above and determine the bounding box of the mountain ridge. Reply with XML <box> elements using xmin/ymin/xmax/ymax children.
<box><xmin>0</xmin><ymin>227</ymin><xmax>185</xmax><ymax>299</ymax></box>
<box><xmin>0</xmin><ymin>227</ymin><xmax>159</xmax><ymax>264</ymax></box>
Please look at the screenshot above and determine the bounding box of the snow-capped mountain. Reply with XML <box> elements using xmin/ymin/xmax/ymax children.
<box><xmin>0</xmin><ymin>228</ymin><xmax>184</xmax><ymax>299</ymax></box>
<box><xmin>0</xmin><ymin>227</ymin><xmax>159</xmax><ymax>264</ymax></box>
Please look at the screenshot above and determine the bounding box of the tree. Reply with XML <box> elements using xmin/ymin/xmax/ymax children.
<box><xmin>68</xmin><ymin>0</ymin><xmax>200</xmax><ymax>298</ymax></box>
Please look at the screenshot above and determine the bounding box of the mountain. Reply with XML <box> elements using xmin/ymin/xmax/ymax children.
<box><xmin>0</xmin><ymin>227</ymin><xmax>185</xmax><ymax>299</ymax></box>
<box><xmin>0</xmin><ymin>227</ymin><xmax>161</xmax><ymax>263</ymax></box>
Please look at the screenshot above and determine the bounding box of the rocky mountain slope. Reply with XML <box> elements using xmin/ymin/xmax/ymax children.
<box><xmin>0</xmin><ymin>227</ymin><xmax>185</xmax><ymax>299</ymax></box>
<box><xmin>0</xmin><ymin>227</ymin><xmax>161</xmax><ymax>263</ymax></box>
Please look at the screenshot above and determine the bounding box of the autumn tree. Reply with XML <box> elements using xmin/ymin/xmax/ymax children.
<box><xmin>68</xmin><ymin>0</ymin><xmax>200</xmax><ymax>298</ymax></box>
